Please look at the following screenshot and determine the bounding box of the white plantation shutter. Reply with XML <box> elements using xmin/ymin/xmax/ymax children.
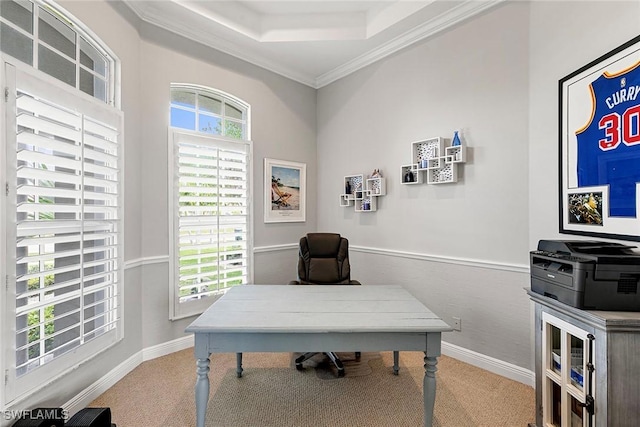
<box><xmin>4</xmin><ymin>63</ymin><xmax>122</xmax><ymax>402</ymax></box>
<box><xmin>170</xmin><ymin>130</ymin><xmax>251</xmax><ymax>319</ymax></box>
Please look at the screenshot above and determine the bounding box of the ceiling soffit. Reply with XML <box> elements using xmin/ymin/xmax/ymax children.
<box><xmin>123</xmin><ymin>0</ymin><xmax>504</xmax><ymax>88</ymax></box>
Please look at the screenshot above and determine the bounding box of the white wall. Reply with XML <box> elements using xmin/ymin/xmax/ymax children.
<box><xmin>317</xmin><ymin>2</ymin><xmax>533</xmax><ymax>368</ymax></box>
<box><xmin>318</xmin><ymin>2</ymin><xmax>531</xmax><ymax>263</ymax></box>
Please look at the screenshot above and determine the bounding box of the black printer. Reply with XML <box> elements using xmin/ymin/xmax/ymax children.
<box><xmin>530</xmin><ymin>240</ymin><xmax>640</xmax><ymax>311</ymax></box>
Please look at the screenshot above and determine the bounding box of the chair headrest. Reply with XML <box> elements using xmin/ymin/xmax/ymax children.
<box><xmin>305</xmin><ymin>233</ymin><xmax>342</xmax><ymax>257</ymax></box>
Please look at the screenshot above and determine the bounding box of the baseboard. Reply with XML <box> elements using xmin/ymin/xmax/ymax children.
<box><xmin>63</xmin><ymin>351</ymin><xmax>142</xmax><ymax>417</ymax></box>
<box><xmin>142</xmin><ymin>335</ymin><xmax>194</xmax><ymax>361</ymax></box>
<box><xmin>442</xmin><ymin>341</ymin><xmax>534</xmax><ymax>387</ymax></box>
<box><xmin>63</xmin><ymin>336</ymin><xmax>194</xmax><ymax>416</ymax></box>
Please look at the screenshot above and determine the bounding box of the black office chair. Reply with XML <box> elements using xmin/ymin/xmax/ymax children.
<box><xmin>289</xmin><ymin>232</ymin><xmax>361</xmax><ymax>377</ymax></box>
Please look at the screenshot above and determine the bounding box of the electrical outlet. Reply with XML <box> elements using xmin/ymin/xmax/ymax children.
<box><xmin>452</xmin><ymin>317</ymin><xmax>461</xmax><ymax>331</ymax></box>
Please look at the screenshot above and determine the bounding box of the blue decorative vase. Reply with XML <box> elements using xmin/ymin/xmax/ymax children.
<box><xmin>452</xmin><ymin>131</ymin><xmax>461</xmax><ymax>146</ymax></box>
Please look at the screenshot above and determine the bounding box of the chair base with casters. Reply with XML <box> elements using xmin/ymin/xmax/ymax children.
<box><xmin>294</xmin><ymin>351</ymin><xmax>401</xmax><ymax>377</ymax></box>
<box><xmin>294</xmin><ymin>351</ymin><xmax>363</xmax><ymax>377</ymax></box>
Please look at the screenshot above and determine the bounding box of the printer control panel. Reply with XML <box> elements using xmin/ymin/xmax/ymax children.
<box><xmin>530</xmin><ymin>250</ymin><xmax>591</xmax><ymax>263</ymax></box>
<box><xmin>530</xmin><ymin>250</ymin><xmax>594</xmax><ymax>292</ymax></box>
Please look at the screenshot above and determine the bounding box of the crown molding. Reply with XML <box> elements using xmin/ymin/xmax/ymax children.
<box><xmin>315</xmin><ymin>0</ymin><xmax>505</xmax><ymax>88</ymax></box>
<box><xmin>123</xmin><ymin>1</ymin><xmax>318</xmax><ymax>88</ymax></box>
<box><xmin>122</xmin><ymin>0</ymin><xmax>505</xmax><ymax>89</ymax></box>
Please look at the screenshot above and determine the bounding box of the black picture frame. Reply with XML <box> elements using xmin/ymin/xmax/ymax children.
<box><xmin>558</xmin><ymin>34</ymin><xmax>640</xmax><ymax>241</ymax></box>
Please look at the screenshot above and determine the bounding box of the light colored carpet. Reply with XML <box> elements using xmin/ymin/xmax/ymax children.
<box><xmin>90</xmin><ymin>349</ymin><xmax>535</xmax><ymax>426</ymax></box>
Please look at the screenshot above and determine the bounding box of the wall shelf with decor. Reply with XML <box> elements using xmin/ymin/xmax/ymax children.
<box><xmin>340</xmin><ymin>172</ymin><xmax>386</xmax><ymax>212</ymax></box>
<box><xmin>401</xmin><ymin>165</ymin><xmax>421</xmax><ymax>184</ymax></box>
<box><xmin>401</xmin><ymin>133</ymin><xmax>466</xmax><ymax>185</ymax></box>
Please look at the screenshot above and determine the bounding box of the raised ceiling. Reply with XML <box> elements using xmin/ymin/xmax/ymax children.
<box><xmin>123</xmin><ymin>0</ymin><xmax>504</xmax><ymax>88</ymax></box>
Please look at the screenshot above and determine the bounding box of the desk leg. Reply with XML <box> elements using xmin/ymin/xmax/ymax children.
<box><xmin>195</xmin><ymin>357</ymin><xmax>210</xmax><ymax>427</ymax></box>
<box><xmin>236</xmin><ymin>352</ymin><xmax>243</xmax><ymax>378</ymax></box>
<box><xmin>393</xmin><ymin>351</ymin><xmax>399</xmax><ymax>375</ymax></box>
<box><xmin>423</xmin><ymin>354</ymin><xmax>438</xmax><ymax>427</ymax></box>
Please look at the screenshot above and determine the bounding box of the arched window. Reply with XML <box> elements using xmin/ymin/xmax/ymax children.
<box><xmin>1</xmin><ymin>0</ymin><xmax>122</xmax><ymax>403</ymax></box>
<box><xmin>0</xmin><ymin>0</ymin><xmax>116</xmax><ymax>105</ymax></box>
<box><xmin>168</xmin><ymin>84</ymin><xmax>252</xmax><ymax>319</ymax></box>
<box><xmin>170</xmin><ymin>84</ymin><xmax>249</xmax><ymax>139</ymax></box>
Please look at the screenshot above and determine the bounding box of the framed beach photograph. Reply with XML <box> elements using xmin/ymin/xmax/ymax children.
<box><xmin>558</xmin><ymin>34</ymin><xmax>640</xmax><ymax>241</ymax></box>
<box><xmin>264</xmin><ymin>158</ymin><xmax>306</xmax><ymax>223</ymax></box>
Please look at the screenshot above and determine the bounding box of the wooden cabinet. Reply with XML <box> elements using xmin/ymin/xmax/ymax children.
<box><xmin>528</xmin><ymin>290</ymin><xmax>640</xmax><ymax>427</ymax></box>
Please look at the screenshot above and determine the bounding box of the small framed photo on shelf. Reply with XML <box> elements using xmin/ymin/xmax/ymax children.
<box><xmin>264</xmin><ymin>158</ymin><xmax>306</xmax><ymax>223</ymax></box>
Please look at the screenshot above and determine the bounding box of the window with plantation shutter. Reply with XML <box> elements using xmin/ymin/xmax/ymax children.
<box><xmin>169</xmin><ymin>85</ymin><xmax>251</xmax><ymax>319</ymax></box>
<box><xmin>1</xmin><ymin>0</ymin><xmax>120</xmax><ymax>405</ymax></box>
<box><xmin>3</xmin><ymin>62</ymin><xmax>122</xmax><ymax>402</ymax></box>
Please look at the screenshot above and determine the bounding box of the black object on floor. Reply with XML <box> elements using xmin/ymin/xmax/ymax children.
<box><xmin>65</xmin><ymin>408</ymin><xmax>113</xmax><ymax>427</ymax></box>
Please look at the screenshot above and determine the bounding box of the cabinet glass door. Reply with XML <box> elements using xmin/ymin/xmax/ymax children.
<box><xmin>569</xmin><ymin>335</ymin><xmax>585</xmax><ymax>393</ymax></box>
<box><xmin>570</xmin><ymin>395</ymin><xmax>585</xmax><ymax>427</ymax></box>
<box><xmin>542</xmin><ymin>312</ymin><xmax>594</xmax><ymax>427</ymax></box>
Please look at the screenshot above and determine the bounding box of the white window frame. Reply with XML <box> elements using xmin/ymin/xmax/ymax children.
<box><xmin>168</xmin><ymin>85</ymin><xmax>252</xmax><ymax>320</ymax></box>
<box><xmin>0</xmin><ymin>0</ymin><xmax>122</xmax><ymax>406</ymax></box>
<box><xmin>0</xmin><ymin>0</ymin><xmax>117</xmax><ymax>107</ymax></box>
<box><xmin>2</xmin><ymin>59</ymin><xmax>124</xmax><ymax>406</ymax></box>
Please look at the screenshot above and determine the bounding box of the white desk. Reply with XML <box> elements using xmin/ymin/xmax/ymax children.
<box><xmin>185</xmin><ymin>284</ymin><xmax>452</xmax><ymax>427</ymax></box>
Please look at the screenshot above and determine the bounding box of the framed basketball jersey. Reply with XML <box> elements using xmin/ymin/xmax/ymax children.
<box><xmin>560</xmin><ymin>35</ymin><xmax>640</xmax><ymax>241</ymax></box>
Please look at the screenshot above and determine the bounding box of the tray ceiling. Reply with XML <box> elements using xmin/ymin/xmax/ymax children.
<box><xmin>123</xmin><ymin>0</ymin><xmax>504</xmax><ymax>88</ymax></box>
